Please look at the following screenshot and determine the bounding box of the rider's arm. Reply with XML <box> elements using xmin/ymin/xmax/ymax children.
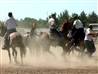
<box><xmin>87</xmin><ymin>28</ymin><xmax>98</xmax><ymax>37</ymax></box>
<box><xmin>88</xmin><ymin>32</ymin><xmax>98</xmax><ymax>37</ymax></box>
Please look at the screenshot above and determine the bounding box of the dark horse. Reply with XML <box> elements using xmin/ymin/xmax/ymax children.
<box><xmin>0</xmin><ymin>24</ymin><xmax>26</xmax><ymax>64</ymax></box>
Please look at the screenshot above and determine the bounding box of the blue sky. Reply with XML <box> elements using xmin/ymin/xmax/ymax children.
<box><xmin>0</xmin><ymin>0</ymin><xmax>97</xmax><ymax>21</ymax></box>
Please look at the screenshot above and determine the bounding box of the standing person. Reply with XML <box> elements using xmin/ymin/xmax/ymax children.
<box><xmin>2</xmin><ymin>12</ymin><xmax>17</xmax><ymax>49</ymax></box>
<box><xmin>84</xmin><ymin>25</ymin><xmax>98</xmax><ymax>56</ymax></box>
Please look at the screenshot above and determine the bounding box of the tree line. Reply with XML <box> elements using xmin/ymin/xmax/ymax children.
<box><xmin>0</xmin><ymin>10</ymin><xmax>98</xmax><ymax>28</ymax></box>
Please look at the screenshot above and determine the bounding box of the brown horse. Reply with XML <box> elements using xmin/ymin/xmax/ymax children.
<box><xmin>0</xmin><ymin>24</ymin><xmax>26</xmax><ymax>64</ymax></box>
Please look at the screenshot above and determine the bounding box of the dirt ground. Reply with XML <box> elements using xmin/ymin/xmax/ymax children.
<box><xmin>0</xmin><ymin>37</ymin><xmax>98</xmax><ymax>74</ymax></box>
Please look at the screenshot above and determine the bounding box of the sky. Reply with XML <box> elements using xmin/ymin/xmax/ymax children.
<box><xmin>0</xmin><ymin>0</ymin><xmax>98</xmax><ymax>21</ymax></box>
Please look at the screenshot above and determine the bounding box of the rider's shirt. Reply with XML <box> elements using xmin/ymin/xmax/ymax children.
<box><xmin>5</xmin><ymin>17</ymin><xmax>17</xmax><ymax>30</ymax></box>
<box><xmin>48</xmin><ymin>17</ymin><xmax>56</xmax><ymax>29</ymax></box>
<box><xmin>73</xmin><ymin>19</ymin><xmax>83</xmax><ymax>29</ymax></box>
<box><xmin>84</xmin><ymin>28</ymin><xmax>93</xmax><ymax>41</ymax></box>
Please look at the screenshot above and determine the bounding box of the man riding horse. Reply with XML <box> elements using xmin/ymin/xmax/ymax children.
<box><xmin>2</xmin><ymin>12</ymin><xmax>17</xmax><ymax>49</ymax></box>
<box><xmin>69</xmin><ymin>14</ymin><xmax>85</xmax><ymax>47</ymax></box>
<box><xmin>48</xmin><ymin>13</ymin><xmax>60</xmax><ymax>38</ymax></box>
<box><xmin>1</xmin><ymin>12</ymin><xmax>26</xmax><ymax>63</ymax></box>
<box><xmin>30</xmin><ymin>22</ymin><xmax>37</xmax><ymax>38</ymax></box>
<box><xmin>64</xmin><ymin>14</ymin><xmax>85</xmax><ymax>54</ymax></box>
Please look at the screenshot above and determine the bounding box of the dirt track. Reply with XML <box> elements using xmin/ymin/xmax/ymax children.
<box><xmin>0</xmin><ymin>66</ymin><xmax>98</xmax><ymax>74</ymax></box>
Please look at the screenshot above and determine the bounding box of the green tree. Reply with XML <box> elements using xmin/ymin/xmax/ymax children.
<box><xmin>79</xmin><ymin>11</ymin><xmax>88</xmax><ymax>27</ymax></box>
<box><xmin>58</xmin><ymin>10</ymin><xmax>69</xmax><ymax>25</ymax></box>
<box><xmin>37</xmin><ymin>19</ymin><xmax>47</xmax><ymax>28</ymax></box>
<box><xmin>88</xmin><ymin>11</ymin><xmax>98</xmax><ymax>23</ymax></box>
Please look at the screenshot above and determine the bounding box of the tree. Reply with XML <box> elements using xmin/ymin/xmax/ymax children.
<box><xmin>37</xmin><ymin>19</ymin><xmax>47</xmax><ymax>28</ymax></box>
<box><xmin>58</xmin><ymin>10</ymin><xmax>69</xmax><ymax>25</ymax></box>
<box><xmin>88</xmin><ymin>11</ymin><xmax>98</xmax><ymax>23</ymax></box>
<box><xmin>79</xmin><ymin>11</ymin><xmax>88</xmax><ymax>27</ymax></box>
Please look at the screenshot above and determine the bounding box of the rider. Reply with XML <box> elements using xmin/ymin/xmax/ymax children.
<box><xmin>71</xmin><ymin>14</ymin><xmax>85</xmax><ymax>46</ymax></box>
<box><xmin>30</xmin><ymin>22</ymin><xmax>36</xmax><ymax>37</ymax></box>
<box><xmin>48</xmin><ymin>13</ymin><xmax>59</xmax><ymax>37</ymax></box>
<box><xmin>2</xmin><ymin>12</ymin><xmax>17</xmax><ymax>49</ymax></box>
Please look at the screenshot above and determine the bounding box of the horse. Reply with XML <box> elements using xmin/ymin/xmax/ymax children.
<box><xmin>23</xmin><ymin>23</ymin><xmax>41</xmax><ymax>56</ymax></box>
<box><xmin>0</xmin><ymin>24</ymin><xmax>26</xmax><ymax>64</ymax></box>
<box><xmin>23</xmin><ymin>31</ymin><xmax>40</xmax><ymax>56</ymax></box>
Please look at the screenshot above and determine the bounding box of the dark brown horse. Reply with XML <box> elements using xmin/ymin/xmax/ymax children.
<box><xmin>0</xmin><ymin>24</ymin><xmax>26</xmax><ymax>64</ymax></box>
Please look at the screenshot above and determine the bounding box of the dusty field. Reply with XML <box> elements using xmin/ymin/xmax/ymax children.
<box><xmin>0</xmin><ymin>28</ymin><xmax>98</xmax><ymax>74</ymax></box>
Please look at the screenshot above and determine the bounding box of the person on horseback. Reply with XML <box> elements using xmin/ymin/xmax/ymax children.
<box><xmin>2</xmin><ymin>12</ymin><xmax>17</xmax><ymax>49</ymax></box>
<box><xmin>30</xmin><ymin>22</ymin><xmax>36</xmax><ymax>37</ymax></box>
<box><xmin>70</xmin><ymin>14</ymin><xmax>85</xmax><ymax>46</ymax></box>
<box><xmin>48</xmin><ymin>13</ymin><xmax>59</xmax><ymax>37</ymax></box>
<box><xmin>84</xmin><ymin>25</ymin><xmax>98</xmax><ymax>56</ymax></box>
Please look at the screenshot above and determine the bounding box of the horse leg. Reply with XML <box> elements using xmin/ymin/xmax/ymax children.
<box><xmin>7</xmin><ymin>49</ymin><xmax>11</xmax><ymax>63</ymax></box>
<box><xmin>78</xmin><ymin>41</ymin><xmax>85</xmax><ymax>56</ymax></box>
<box><xmin>62</xmin><ymin>44</ymin><xmax>69</xmax><ymax>56</ymax></box>
<box><xmin>20</xmin><ymin>49</ymin><xmax>23</xmax><ymax>64</ymax></box>
<box><xmin>12</xmin><ymin>47</ymin><xmax>18</xmax><ymax>64</ymax></box>
<box><xmin>46</xmin><ymin>47</ymin><xmax>55</xmax><ymax>57</ymax></box>
<box><xmin>12</xmin><ymin>48</ymin><xmax>17</xmax><ymax>57</ymax></box>
<box><xmin>65</xmin><ymin>40</ymin><xmax>74</xmax><ymax>55</ymax></box>
<box><xmin>62</xmin><ymin>47</ymin><xmax>66</xmax><ymax>56</ymax></box>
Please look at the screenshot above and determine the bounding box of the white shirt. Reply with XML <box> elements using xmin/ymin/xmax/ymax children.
<box><xmin>48</xmin><ymin>17</ymin><xmax>56</xmax><ymax>29</ymax></box>
<box><xmin>84</xmin><ymin>28</ymin><xmax>93</xmax><ymax>41</ymax></box>
<box><xmin>5</xmin><ymin>17</ymin><xmax>17</xmax><ymax>30</ymax></box>
<box><xmin>73</xmin><ymin>19</ymin><xmax>83</xmax><ymax>29</ymax></box>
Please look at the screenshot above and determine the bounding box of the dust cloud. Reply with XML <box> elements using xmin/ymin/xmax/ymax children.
<box><xmin>0</xmin><ymin>41</ymin><xmax>98</xmax><ymax>69</ymax></box>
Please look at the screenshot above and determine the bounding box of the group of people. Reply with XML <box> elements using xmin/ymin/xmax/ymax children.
<box><xmin>48</xmin><ymin>13</ymin><xmax>98</xmax><ymax>56</ymax></box>
<box><xmin>1</xmin><ymin>12</ymin><xmax>98</xmax><ymax>56</ymax></box>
